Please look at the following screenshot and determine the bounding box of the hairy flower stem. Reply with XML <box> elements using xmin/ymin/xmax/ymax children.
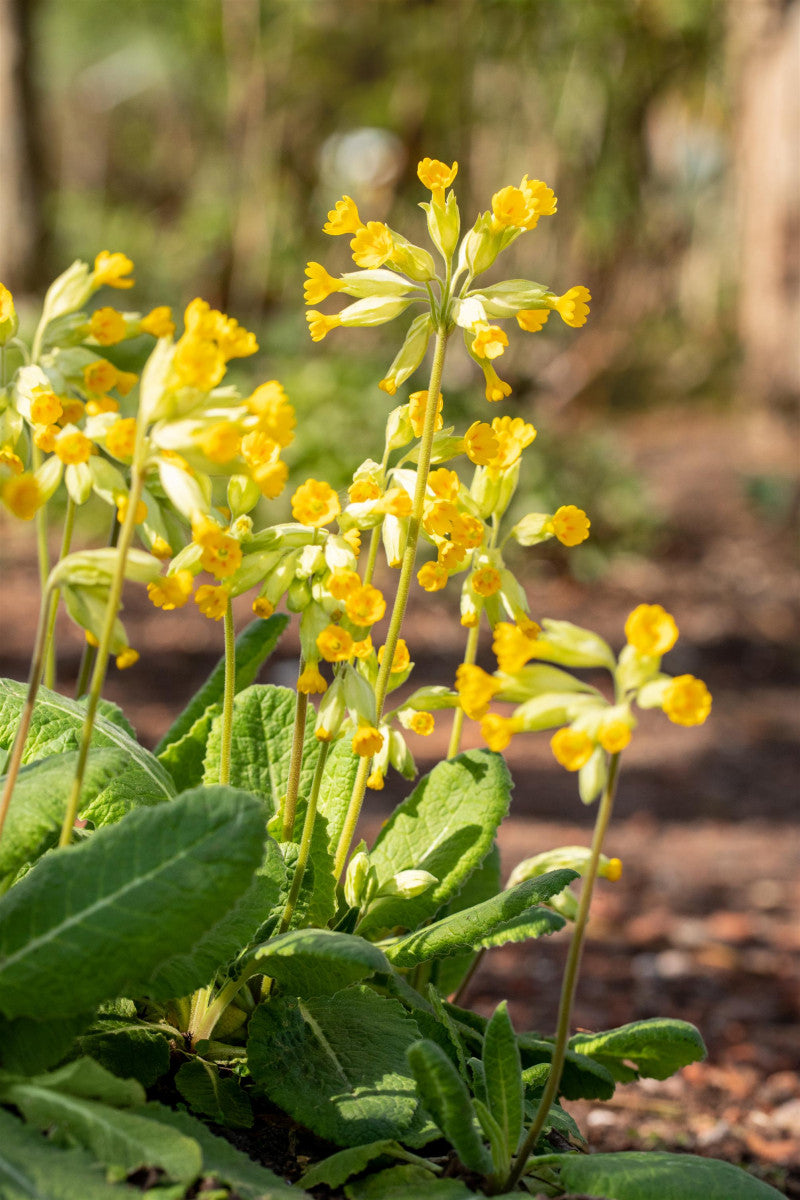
<box><xmin>0</xmin><ymin>587</ymin><xmax>55</xmax><ymax>842</ymax></box>
<box><xmin>75</xmin><ymin>512</ymin><xmax>120</xmax><ymax>698</ymax></box>
<box><xmin>41</xmin><ymin>498</ymin><xmax>76</xmax><ymax>692</ymax></box>
<box><xmin>333</xmin><ymin>326</ymin><xmax>450</xmax><ymax>879</ymax></box>
<box><xmin>279</xmin><ymin>740</ymin><xmax>330</xmax><ymax>933</ymax></box>
<box><xmin>57</xmin><ymin>467</ymin><xmax>146</xmax><ymax>848</ymax></box>
<box><xmin>218</xmin><ymin>599</ymin><xmax>236</xmax><ymax>786</ymax></box>
<box><xmin>281</xmin><ymin>662</ymin><xmax>309</xmax><ymax>842</ymax></box>
<box><xmin>361</xmin><ymin>527</ymin><xmax>381</xmax><ymax>587</ymax></box>
<box><xmin>447</xmin><ymin>620</ymin><xmax>481</xmax><ymax>759</ymax></box>
<box><xmin>504</xmin><ymin>752</ymin><xmax>622</xmax><ymax>1191</ymax></box>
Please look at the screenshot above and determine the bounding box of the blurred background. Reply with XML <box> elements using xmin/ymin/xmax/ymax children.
<box><xmin>1</xmin><ymin>0</ymin><xmax>799</xmax><ymax>1178</ymax></box>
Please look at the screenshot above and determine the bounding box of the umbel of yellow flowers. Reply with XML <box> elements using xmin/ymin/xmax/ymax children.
<box><xmin>305</xmin><ymin>158</ymin><xmax>591</xmax><ymax>402</ymax></box>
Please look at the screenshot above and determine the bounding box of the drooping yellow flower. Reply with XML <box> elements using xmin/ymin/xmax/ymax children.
<box><xmin>471</xmin><ymin>323</ymin><xmax>508</xmax><ymax>361</ymax></box>
<box><xmin>551</xmin><ymin>505</ymin><xmax>590</xmax><ymax>547</ymax></box>
<box><xmin>0</xmin><ymin>283</ymin><xmax>17</xmax><ymax>342</ymax></box>
<box><xmin>113</xmin><ymin>368</ymin><xmax>138</xmax><ymax>397</ymax></box>
<box><xmin>464</xmin><ymin>420</ymin><xmax>499</xmax><ymax>465</ymax></box>
<box><xmin>216</xmin><ymin>316</ymin><xmax>258</xmax><ymax>360</ymax></box>
<box><xmin>253</xmin><ymin>460</ymin><xmax>289</xmax><ymax>499</ymax></box>
<box><xmin>352</xmin><ymin>724</ymin><xmax>384</xmax><ymax>758</ymax></box>
<box><xmin>450</xmin><ymin>513</ymin><xmax>484</xmax><ymax>550</ymax></box>
<box><xmin>93</xmin><ymin>251</ymin><xmax>135</xmax><ymax>290</ymax></box>
<box><xmin>116</xmin><ymin>496</ymin><xmax>148</xmax><ymax>525</ymax></box>
<box><xmin>417</xmin><ymin>157</ymin><xmax>458</xmax><ymax>205</ymax></box>
<box><xmin>455</xmin><ymin>663</ymin><xmax>502</xmax><ymax>720</ymax></box>
<box><xmin>349</xmin><ymin>478</ymin><xmax>382</xmax><ymax>504</ymax></box>
<box><xmin>59</xmin><ymin>397</ymin><xmax>85</xmax><ymax>425</ymax></box>
<box><xmin>378</xmin><ymin>638</ymin><xmax>410</xmax><ymax>673</ymax></box>
<box><xmin>30</xmin><ymin>387</ymin><xmax>63</xmax><ymax>426</ymax></box>
<box><xmin>247</xmin><ymin>381</ymin><xmax>296</xmax><ymax>447</ymax></box>
<box><xmin>140</xmin><ymin>306</ymin><xmax>176</xmax><ymax>338</ymax></box>
<box><xmin>350</xmin><ymin>221</ymin><xmax>394</xmax><ymax>270</ymax></box>
<box><xmin>147</xmin><ymin>570</ymin><xmax>194</xmax><ymax>611</ymax></box>
<box><xmin>471</xmin><ymin>566</ymin><xmax>502</xmax><ymax>597</ymax></box>
<box><xmin>624</xmin><ymin>603</ymin><xmax>678</xmax><ymax>657</ymax></box>
<box><xmin>603</xmin><ymin>857</ymin><xmax>623</xmax><ymax>881</ymax></box>
<box><xmin>482</xmin><ymin>364</ymin><xmax>512</xmax><ymax>403</ymax></box>
<box><xmin>491</xmin><ymin>186</ymin><xmax>531</xmax><ymax>230</ymax></box>
<box><xmin>492</xmin><ymin>621</ymin><xmax>541</xmax><ymax>674</ymax></box>
<box><xmin>304</xmin><ymin>262</ymin><xmax>344</xmax><ymax>305</ymax></box>
<box><xmin>0</xmin><ymin>444</ymin><xmax>24</xmax><ymax>473</ymax></box>
<box><xmin>555</xmin><ymin>286</ymin><xmax>591</xmax><ymax>328</ymax></box>
<box><xmin>195</xmin><ymin>421</ymin><xmax>242</xmax><ymax>464</ymax></box>
<box><xmin>1</xmin><ymin>473</ymin><xmax>40</xmax><ymax>520</ymax></box>
<box><xmin>343</xmin><ymin>528</ymin><xmax>361</xmax><ymax>557</ymax></box>
<box><xmin>242</xmin><ymin>430</ymin><xmax>281</xmax><ymax>469</ymax></box>
<box><xmin>481</xmin><ymin>712</ymin><xmax>521</xmax><ymax>752</ymax></box>
<box><xmin>115</xmin><ymin>647</ymin><xmax>139</xmax><ymax>670</ymax></box>
<box><xmin>306</xmin><ymin>311</ymin><xmax>343</xmax><ymax>342</ymax></box>
<box><xmin>328</xmin><ymin>569</ymin><xmax>362</xmax><ymax>602</ymax></box>
<box><xmin>408</xmin><ymin>390</ymin><xmax>444</xmax><ymax>437</ymax></box>
<box><xmin>83</xmin><ymin>359</ymin><xmax>118</xmax><ymax>395</ymax></box>
<box><xmin>200</xmin><ymin>530</ymin><xmax>242</xmax><ymax>580</ymax></box>
<box><xmin>317</xmin><ymin>624</ymin><xmax>355</xmax><ymax>663</ymax></box>
<box><xmin>417</xmin><ymin>560</ymin><xmax>449</xmax><ymax>592</ymax></box>
<box><xmin>487</xmin><ymin>416</ymin><xmax>537</xmax><ymax>474</ymax></box>
<box><xmin>516</xmin><ymin>309</ymin><xmax>549</xmax><ymax>333</ymax></box>
<box><xmin>55</xmin><ymin>428</ymin><xmax>92</xmax><ymax>465</ymax></box>
<box><xmin>423</xmin><ymin>499</ymin><xmax>459</xmax><ymax>538</ymax></box>
<box><xmin>345</xmin><ymin>583</ymin><xmax>386</xmax><ymax>627</ymax></box>
<box><xmin>150</xmin><ymin>536</ymin><xmax>173</xmax><ymax>560</ymax></box>
<box><xmin>438</xmin><ymin>541</ymin><xmax>467</xmax><ymax>570</ymax></box>
<box><xmin>33</xmin><ymin>424</ymin><xmax>59</xmax><ymax>453</ymax></box>
<box><xmin>173</xmin><ymin>335</ymin><xmax>226</xmax><ymax>390</ymax></box>
<box><xmin>85</xmin><ymin>396</ymin><xmax>119</xmax><ymax>417</ymax></box>
<box><xmin>323</xmin><ymin>195</ymin><xmax>362</xmax><ymax>236</ymax></box>
<box><xmin>252</xmin><ymin>596</ymin><xmax>274</xmax><ymax>619</ymax></box>
<box><xmin>408</xmin><ymin>711</ymin><xmax>435</xmax><ymax>736</ymax></box>
<box><xmin>662</xmin><ymin>675</ymin><xmax>712</xmax><ymax>726</ymax></box>
<box><xmin>427</xmin><ymin>468</ymin><xmax>459</xmax><ymax>502</ymax></box>
<box><xmin>105</xmin><ymin>417</ymin><xmax>137</xmax><ymax>460</ymax></box>
<box><xmin>195</xmin><ymin>583</ymin><xmax>230</xmax><ymax>621</ymax></box>
<box><xmin>367</xmin><ymin>768</ymin><xmax>385</xmax><ymax>789</ymax></box>
<box><xmin>519</xmin><ymin>175</ymin><xmax>557</xmax><ymax>225</ymax></box>
<box><xmin>298</xmin><ymin>664</ymin><xmax>328</xmax><ymax>694</ymax></box>
<box><xmin>550</xmin><ymin>727</ymin><xmax>594</xmax><ymax>771</ymax></box>
<box><xmin>88</xmin><ymin>307</ymin><xmax>126</xmax><ymax>345</ymax></box>
<box><xmin>598</xmin><ymin>721</ymin><xmax>632</xmax><ymax>754</ymax></box>
<box><xmin>291</xmin><ymin>478</ymin><xmax>341</xmax><ymax>527</ymax></box>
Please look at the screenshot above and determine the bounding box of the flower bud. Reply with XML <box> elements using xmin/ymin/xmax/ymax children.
<box><xmin>387</xmin><ymin>233</ymin><xmax>436</xmax><ymax>282</ymax></box>
<box><xmin>344</xmin><ymin>665</ymin><xmax>377</xmax><ymax>726</ymax></box>
<box><xmin>0</xmin><ymin>284</ymin><xmax>18</xmax><ymax>345</ymax></box>
<box><xmin>422</xmin><ymin>189</ymin><xmax>461</xmax><ymax>260</ymax></box>
<box><xmin>338</xmin><ymin>295</ymin><xmax>413</xmax><ymax>329</ymax></box>
<box><xmin>339</xmin><ymin>268</ymin><xmax>417</xmax><ymax>299</ymax></box>
<box><xmin>457</xmin><ymin>212</ymin><xmax>514</xmax><ymax>278</ymax></box>
<box><xmin>344</xmin><ymin>847</ymin><xmax>374</xmax><ymax>908</ymax></box>
<box><xmin>41</xmin><ymin>260</ymin><xmax>93</xmax><ymax>324</ymax></box>
<box><xmin>157</xmin><ymin>459</ymin><xmax>211</xmax><ymax>520</ymax></box>
<box><xmin>228</xmin><ymin>473</ymin><xmax>261</xmax><ymax>518</ymax></box>
<box><xmin>579</xmin><ymin>745</ymin><xmax>607</xmax><ymax>805</ymax></box>
<box><xmin>287</xmin><ymin>577</ymin><xmax>313</xmax><ymax>613</ymax></box>
<box><xmin>381</xmin><ymin>513</ymin><xmax>408</xmax><ymax>569</ymax></box>
<box><xmin>470</xmin><ymin>465</ymin><xmax>503</xmax><ymax>519</ymax></box>
<box><xmin>65</xmin><ymin>461</ymin><xmax>93</xmax><ymax>505</ymax></box>
<box><xmin>379</xmin><ymin>314</ymin><xmax>434</xmax><ymax>397</ymax></box>
<box><xmin>379</xmin><ymin>868</ymin><xmax>438</xmax><ymax>899</ymax></box>
<box><xmin>388</xmin><ymin>728</ymin><xmax>416</xmax><ymax>780</ymax></box>
<box><xmin>514</xmin><ymin>691</ymin><xmax>599</xmax><ymax>732</ymax></box>
<box><xmin>469</xmin><ymin>278</ymin><xmax>550</xmax><ymax>318</ymax></box>
<box><xmin>511</xmin><ymin>512</ymin><xmax>552</xmax><ymax>546</ymax></box>
<box><xmin>527</xmin><ymin>619</ymin><xmax>616</xmax><ymax>670</ymax></box>
<box><xmin>316</xmin><ymin>672</ymin><xmax>347</xmax><ymax>743</ymax></box>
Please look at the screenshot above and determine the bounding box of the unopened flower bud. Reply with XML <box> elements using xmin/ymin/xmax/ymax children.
<box><xmin>344</xmin><ymin>848</ymin><xmax>373</xmax><ymax>908</ymax></box>
<box><xmin>379</xmin><ymin>868</ymin><xmax>438</xmax><ymax>899</ymax></box>
<box><xmin>422</xmin><ymin>189</ymin><xmax>461</xmax><ymax>260</ymax></box>
<box><xmin>379</xmin><ymin>314</ymin><xmax>434</xmax><ymax>398</ymax></box>
<box><xmin>228</xmin><ymin>473</ymin><xmax>261</xmax><ymax>517</ymax></box>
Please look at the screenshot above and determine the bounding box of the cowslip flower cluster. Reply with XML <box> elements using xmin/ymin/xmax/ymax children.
<box><xmin>305</xmin><ymin>158</ymin><xmax>590</xmax><ymax>402</ymax></box>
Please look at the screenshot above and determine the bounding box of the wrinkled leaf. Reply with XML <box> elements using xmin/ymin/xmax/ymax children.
<box><xmin>406</xmin><ymin>1039</ymin><xmax>491</xmax><ymax>1175</ymax></box>
<box><xmin>250</xmin><ymin>929</ymin><xmax>389</xmax><ymax>997</ymax></box>
<box><xmin>531</xmin><ymin>1151</ymin><xmax>786</xmax><ymax>1199</ymax></box>
<box><xmin>483</xmin><ymin>1001</ymin><xmax>523</xmax><ymax>1160</ymax></box>
<box><xmin>570</xmin><ymin>1017</ymin><xmax>706</xmax><ymax>1082</ymax></box>
<box><xmin>175</xmin><ymin>1058</ymin><xmax>252</xmax><ymax>1128</ymax></box>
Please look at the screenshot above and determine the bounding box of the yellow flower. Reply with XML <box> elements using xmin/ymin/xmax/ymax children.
<box><xmin>516</xmin><ymin>309</ymin><xmax>549</xmax><ymax>333</ymax></box>
<box><xmin>323</xmin><ymin>194</ymin><xmax>362</xmax><ymax>236</ymax></box>
<box><xmin>491</xmin><ymin>186</ymin><xmax>530</xmax><ymax>229</ymax></box>
<box><xmin>0</xmin><ymin>283</ymin><xmax>17</xmax><ymax>342</ymax></box>
<box><xmin>551</xmin><ymin>505</ymin><xmax>590</xmax><ymax>547</ymax></box>
<box><xmin>378</xmin><ymin>487</ymin><xmax>412</xmax><ymax>518</ymax></box>
<box><xmin>0</xmin><ymin>445</ymin><xmax>24</xmax><ymax>474</ymax></box>
<box><xmin>328</xmin><ymin>569</ymin><xmax>362</xmax><ymax>601</ymax></box>
<box><xmin>33</xmin><ymin>424</ymin><xmax>59</xmax><ymax>453</ymax></box>
<box><xmin>343</xmin><ymin>528</ymin><xmax>361</xmax><ymax>557</ymax></box>
<box><xmin>555</xmin><ymin>286</ymin><xmax>591</xmax><ymax>328</ymax></box>
<box><xmin>317</xmin><ymin>624</ymin><xmax>355</xmax><ymax>663</ymax></box>
<box><xmin>140</xmin><ymin>306</ymin><xmax>175</xmax><ymax>338</ymax></box>
<box><xmin>408</xmin><ymin>390</ymin><xmax>444</xmax><ymax>437</ymax></box>
<box><xmin>352</xmin><ymin>724</ymin><xmax>384</xmax><ymax>758</ymax></box>
<box><xmin>423</xmin><ymin>499</ymin><xmax>459</xmax><ymax>538</ymax></box>
<box><xmin>252</xmin><ymin>596</ymin><xmax>274</xmax><ymax>619</ymax></box>
<box><xmin>30</xmin><ymin>387</ymin><xmax>63</xmax><ymax>426</ymax></box>
<box><xmin>59</xmin><ymin>397</ymin><xmax>85</xmax><ymax>424</ymax></box>
<box><xmin>367</xmin><ymin>768</ymin><xmax>385</xmax><ymax>790</ymax></box>
<box><xmin>481</xmin><ymin>712</ymin><xmax>520</xmax><ymax>752</ymax></box>
<box><xmin>83</xmin><ymin>359</ymin><xmax>118</xmax><ymax>395</ymax></box>
<box><xmin>550</xmin><ymin>728</ymin><xmax>594</xmax><ymax>771</ymax></box>
<box><xmin>195</xmin><ymin>421</ymin><xmax>242</xmax><ymax>464</ymax></box>
<box><xmin>492</xmin><ymin>621</ymin><xmax>541</xmax><ymax>674</ymax></box>
<box><xmin>151</xmin><ymin>536</ymin><xmax>173</xmax><ymax>560</ymax></box>
<box><xmin>378</xmin><ymin>377</ymin><xmax>397</xmax><ymax>396</ymax></box>
<box><xmin>306</xmin><ymin>310</ymin><xmax>342</xmax><ymax>342</ymax></box>
<box><xmin>291</xmin><ymin>478</ymin><xmax>341</xmax><ymax>527</ymax></box>
<box><xmin>173</xmin><ymin>334</ymin><xmax>226</xmax><ymax>390</ymax></box>
<box><xmin>1</xmin><ymin>473</ymin><xmax>40</xmax><ymax>520</ymax></box>
<box><xmin>114</xmin><ymin>369</ymin><xmax>138</xmax><ymax>397</ymax></box>
<box><xmin>298</xmin><ymin>664</ymin><xmax>328</xmax><ymax>694</ymax></box>
<box><xmin>105</xmin><ymin>417</ymin><xmax>137</xmax><ymax>460</ymax></box>
<box><xmin>464</xmin><ymin>420</ymin><xmax>499</xmax><ymax>465</ymax></box>
<box><xmin>247</xmin><ymin>381</ymin><xmax>296</xmax><ymax>446</ymax></box>
<box><xmin>350</xmin><ymin>221</ymin><xmax>394</xmax><ymax>269</ymax></box>
<box><xmin>455</xmin><ymin>663</ymin><xmax>501</xmax><ymax>721</ymax></box>
<box><xmin>597</xmin><ymin>721</ymin><xmax>632</xmax><ymax>754</ymax></box>
<box><xmin>115</xmin><ymin>647</ymin><xmax>139</xmax><ymax>670</ymax></box>
<box><xmin>55</xmin><ymin>428</ymin><xmax>92</xmax><ymax>465</ymax></box>
<box><xmin>662</xmin><ymin>675</ymin><xmax>712</xmax><ymax>726</ymax></box>
<box><xmin>471</xmin><ymin>566</ymin><xmax>502</xmax><ymax>597</ymax></box>
<box><xmin>624</xmin><ymin>603</ymin><xmax>678</xmax><ymax>657</ymax></box>
<box><xmin>417</xmin><ymin>561</ymin><xmax>449</xmax><ymax>592</ymax></box>
<box><xmin>195</xmin><ymin>583</ymin><xmax>230</xmax><ymax>621</ymax></box>
<box><xmin>378</xmin><ymin>638</ymin><xmax>410</xmax><ymax>673</ymax></box>
<box><xmin>409</xmin><ymin>711</ymin><xmax>435</xmax><ymax>736</ymax></box>
<box><xmin>450</xmin><ymin>513</ymin><xmax>484</xmax><ymax>549</ymax></box>
<box><xmin>602</xmin><ymin>857</ymin><xmax>623</xmax><ymax>881</ymax></box>
<box><xmin>93</xmin><ymin>251</ymin><xmax>134</xmax><ymax>289</ymax></box>
<box><xmin>417</xmin><ymin>157</ymin><xmax>458</xmax><ymax>205</ymax></box>
<box><xmin>488</xmin><ymin>415</ymin><xmax>537</xmax><ymax>474</ymax></box>
<box><xmin>519</xmin><ymin>176</ymin><xmax>557</xmax><ymax>223</ymax></box>
<box><xmin>88</xmin><ymin>307</ymin><xmax>126</xmax><ymax>345</ymax></box>
<box><xmin>438</xmin><ymin>542</ymin><xmax>467</xmax><ymax>570</ymax></box>
<box><xmin>216</xmin><ymin>316</ymin><xmax>258</xmax><ymax>360</ymax></box>
<box><xmin>242</xmin><ymin>430</ymin><xmax>281</xmax><ymax>469</ymax></box>
<box><xmin>482</xmin><ymin>364</ymin><xmax>513</xmax><ymax>403</ymax></box>
<box><xmin>349</xmin><ymin>479</ymin><xmax>382</xmax><ymax>504</ymax></box>
<box><xmin>352</xmin><ymin>634</ymin><xmax>373</xmax><ymax>659</ymax></box>
<box><xmin>116</xmin><ymin>496</ymin><xmax>148</xmax><ymax>525</ymax></box>
<box><xmin>85</xmin><ymin>396</ymin><xmax>119</xmax><ymax>417</ymax></box>
<box><xmin>147</xmin><ymin>570</ymin><xmax>194</xmax><ymax>611</ymax></box>
<box><xmin>471</xmin><ymin>323</ymin><xmax>508</xmax><ymax>361</ymax></box>
<box><xmin>427</xmin><ymin>468</ymin><xmax>459</xmax><ymax>501</ymax></box>
<box><xmin>304</xmin><ymin>262</ymin><xmax>344</xmax><ymax>305</ymax></box>
<box><xmin>345</xmin><ymin>583</ymin><xmax>386</xmax><ymax>627</ymax></box>
<box><xmin>252</xmin><ymin>460</ymin><xmax>289</xmax><ymax>499</ymax></box>
<box><xmin>200</xmin><ymin>531</ymin><xmax>243</xmax><ymax>580</ymax></box>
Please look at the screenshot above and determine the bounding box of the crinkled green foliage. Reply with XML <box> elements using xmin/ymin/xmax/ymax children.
<box><xmin>345</xmin><ymin>1164</ymin><xmax>476</xmax><ymax>1198</ymax></box>
<box><xmin>174</xmin><ymin>1058</ymin><xmax>252</xmax><ymax>1128</ymax></box>
<box><xmin>301</xmin><ymin>1139</ymin><xmax>434</xmax><ymax>1190</ymax></box>
<box><xmin>406</xmin><ymin>1039</ymin><xmax>491</xmax><ymax>1175</ymax></box>
<box><xmin>529</xmin><ymin>1151</ymin><xmax>787</xmax><ymax>1199</ymax></box>
<box><xmin>569</xmin><ymin>1017</ymin><xmax>706</xmax><ymax>1081</ymax></box>
<box><xmin>75</xmin><ymin>1018</ymin><xmax>172</xmax><ymax>1088</ymax></box>
<box><xmin>249</xmin><ymin>928</ymin><xmax>390</xmax><ymax>996</ymax></box>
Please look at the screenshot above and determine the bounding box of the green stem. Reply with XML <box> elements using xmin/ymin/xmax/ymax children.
<box><xmin>0</xmin><ymin>586</ymin><xmax>55</xmax><ymax>842</ymax></box>
<box><xmin>42</xmin><ymin>497</ymin><xmax>76</xmax><ymax>692</ymax></box>
<box><xmin>279</xmin><ymin>739</ymin><xmax>330</xmax><ymax>933</ymax></box>
<box><xmin>31</xmin><ymin>445</ymin><xmax>50</xmax><ymax>639</ymax></box>
<box><xmin>333</xmin><ymin>326</ymin><xmax>451</xmax><ymax>879</ymax></box>
<box><xmin>57</xmin><ymin>466</ymin><xmax>145</xmax><ymax>847</ymax></box>
<box><xmin>361</xmin><ymin>526</ymin><xmax>381</xmax><ymax>587</ymax></box>
<box><xmin>447</xmin><ymin>619</ymin><xmax>480</xmax><ymax>759</ymax></box>
<box><xmin>504</xmin><ymin>752</ymin><xmax>622</xmax><ymax>1191</ymax></box>
<box><xmin>281</xmin><ymin>661</ymin><xmax>309</xmax><ymax>842</ymax></box>
<box><xmin>218</xmin><ymin>599</ymin><xmax>236</xmax><ymax>786</ymax></box>
<box><xmin>75</xmin><ymin>511</ymin><xmax>120</xmax><ymax>698</ymax></box>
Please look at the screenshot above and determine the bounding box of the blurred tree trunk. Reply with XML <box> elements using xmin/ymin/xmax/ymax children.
<box><xmin>0</xmin><ymin>0</ymin><xmax>47</xmax><ymax>289</ymax></box>
<box><xmin>731</xmin><ymin>0</ymin><xmax>800</xmax><ymax>405</ymax></box>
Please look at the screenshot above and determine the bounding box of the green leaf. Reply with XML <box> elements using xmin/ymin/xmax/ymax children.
<box><xmin>532</xmin><ymin>1151</ymin><xmax>787</xmax><ymax>1199</ymax></box>
<box><xmin>569</xmin><ymin>1017</ymin><xmax>707</xmax><ymax>1082</ymax></box>
<box><xmin>0</xmin><ymin>750</ymin><xmax>126</xmax><ymax>884</ymax></box>
<box><xmin>174</xmin><ymin>1059</ymin><xmax>252</xmax><ymax>1128</ymax></box>
<box><xmin>156</xmin><ymin>703</ymin><xmax>221</xmax><ymax>793</ymax></box>
<box><xmin>0</xmin><ymin>679</ymin><xmax>176</xmax><ymax>824</ymax></box>
<box><xmin>473</xmin><ymin>905</ymin><xmax>565</xmax><ymax>948</ymax></box>
<box><xmin>248</xmin><ymin>986</ymin><xmax>421</xmax><ymax>1146</ymax></box>
<box><xmin>345</xmin><ymin>1164</ymin><xmax>476</xmax><ymax>1199</ymax></box>
<box><xmin>301</xmin><ymin>1140</ymin><xmax>433</xmax><ymax>1190</ymax></box>
<box><xmin>358</xmin><ymin>750</ymin><xmax>512</xmax><ymax>937</ymax></box>
<box><xmin>317</xmin><ymin>739</ymin><xmax>362</xmax><ymax>853</ymax></box>
<box><xmin>0</xmin><ymin>786</ymin><xmax>267</xmax><ymax>1018</ymax></box>
<box><xmin>143</xmin><ymin>1102</ymin><xmax>303</xmax><ymax>1198</ymax></box>
<box><xmin>155</xmin><ymin>615</ymin><xmax>288</xmax><ymax>754</ymax></box>
<box><xmin>0</xmin><ymin>1012</ymin><xmax>91</xmax><ymax>1074</ymax></box>
<box><xmin>0</xmin><ymin>1106</ymin><xmax>148</xmax><ymax>1199</ymax></box>
<box><xmin>93</xmin><ymin>697</ymin><xmax>137</xmax><ymax>738</ymax></box>
<box><xmin>483</xmin><ymin>1001</ymin><xmax>523</xmax><ymax>1160</ymax></box>
<box><xmin>519</xmin><ymin>1036</ymin><xmax>616</xmax><ymax>1101</ymax></box>
<box><xmin>406</xmin><ymin>1039</ymin><xmax>491</xmax><ymax>1175</ymax></box>
<box><xmin>0</xmin><ymin>1057</ymin><xmax>144</xmax><ymax>1106</ymax></box>
<box><xmin>385</xmin><ymin>870</ymin><xmax>577</xmax><ymax>968</ymax></box>
<box><xmin>431</xmin><ymin>843</ymin><xmax>501</xmax><ymax>997</ymax></box>
<box><xmin>203</xmin><ymin>684</ymin><xmax>318</xmax><ymax>813</ymax></box>
<box><xmin>250</xmin><ymin>929</ymin><xmax>390</xmax><ymax>996</ymax></box>
<box><xmin>75</xmin><ymin>1018</ymin><xmax>173</xmax><ymax>1088</ymax></box>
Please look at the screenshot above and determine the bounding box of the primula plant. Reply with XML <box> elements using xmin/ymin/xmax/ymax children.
<box><xmin>0</xmin><ymin>162</ymin><xmax>781</xmax><ymax>1200</ymax></box>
